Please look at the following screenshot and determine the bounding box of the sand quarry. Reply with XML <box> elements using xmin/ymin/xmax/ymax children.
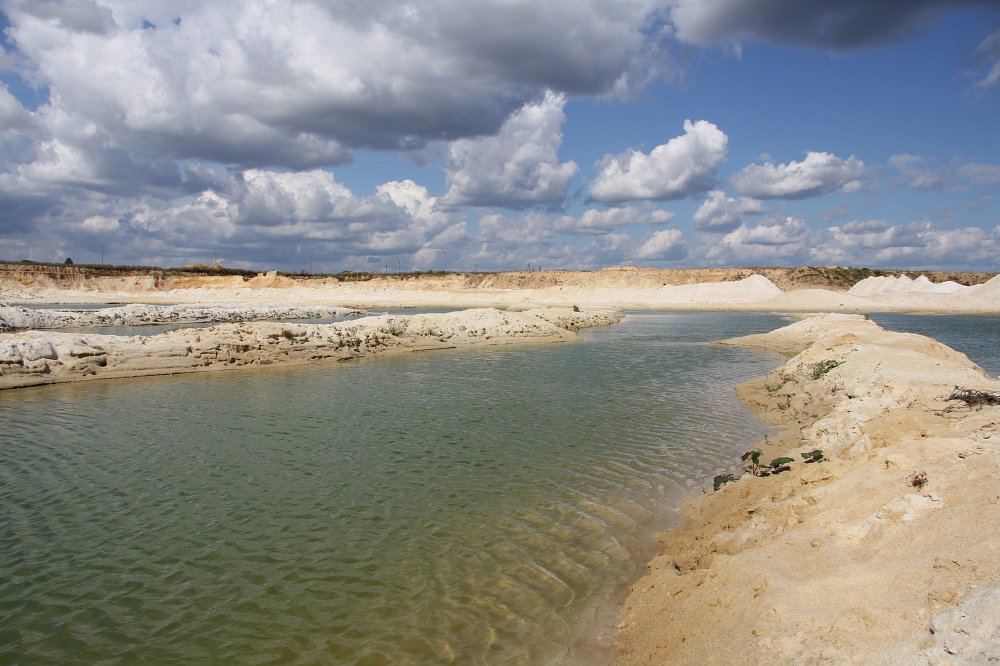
<box><xmin>3</xmin><ymin>266</ymin><xmax>1000</xmax><ymax>663</ymax></box>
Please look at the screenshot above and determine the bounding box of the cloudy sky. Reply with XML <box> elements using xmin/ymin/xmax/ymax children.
<box><xmin>1</xmin><ymin>0</ymin><xmax>998</xmax><ymax>272</ymax></box>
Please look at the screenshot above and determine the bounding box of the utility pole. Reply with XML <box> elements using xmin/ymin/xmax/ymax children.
<box><xmin>101</xmin><ymin>244</ymin><xmax>104</xmax><ymax>265</ymax></box>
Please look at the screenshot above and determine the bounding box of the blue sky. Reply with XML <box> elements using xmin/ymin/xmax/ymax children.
<box><xmin>0</xmin><ymin>0</ymin><xmax>998</xmax><ymax>272</ymax></box>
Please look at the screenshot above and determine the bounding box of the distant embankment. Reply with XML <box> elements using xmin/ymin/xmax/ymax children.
<box><xmin>1</xmin><ymin>262</ymin><xmax>995</xmax><ymax>294</ymax></box>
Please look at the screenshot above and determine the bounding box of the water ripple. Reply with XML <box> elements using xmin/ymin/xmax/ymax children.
<box><xmin>0</xmin><ymin>312</ymin><xmax>794</xmax><ymax>664</ymax></box>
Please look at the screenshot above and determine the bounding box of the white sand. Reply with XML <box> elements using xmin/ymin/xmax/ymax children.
<box><xmin>0</xmin><ymin>307</ymin><xmax>622</xmax><ymax>390</ymax></box>
<box><xmin>0</xmin><ymin>303</ymin><xmax>363</xmax><ymax>331</ymax></box>
<box><xmin>614</xmin><ymin>314</ymin><xmax>1000</xmax><ymax>664</ymax></box>
<box><xmin>4</xmin><ymin>270</ymin><xmax>998</xmax><ymax>313</ymax></box>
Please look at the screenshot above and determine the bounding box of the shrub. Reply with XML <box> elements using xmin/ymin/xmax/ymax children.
<box><xmin>810</xmin><ymin>359</ymin><xmax>841</xmax><ymax>380</ymax></box>
<box><xmin>948</xmin><ymin>387</ymin><xmax>1000</xmax><ymax>407</ymax></box>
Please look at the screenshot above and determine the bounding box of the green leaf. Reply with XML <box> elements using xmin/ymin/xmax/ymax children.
<box><xmin>770</xmin><ymin>457</ymin><xmax>794</xmax><ymax>467</ymax></box>
<box><xmin>713</xmin><ymin>474</ymin><xmax>736</xmax><ymax>491</ymax></box>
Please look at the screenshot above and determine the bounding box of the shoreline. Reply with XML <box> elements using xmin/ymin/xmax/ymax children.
<box><xmin>0</xmin><ymin>307</ymin><xmax>622</xmax><ymax>391</ymax></box>
<box><xmin>614</xmin><ymin>314</ymin><xmax>1000</xmax><ymax>663</ymax></box>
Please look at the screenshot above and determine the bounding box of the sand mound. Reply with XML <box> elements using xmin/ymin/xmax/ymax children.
<box><xmin>849</xmin><ymin>274</ymin><xmax>971</xmax><ymax>296</ymax></box>
<box><xmin>659</xmin><ymin>274</ymin><xmax>783</xmax><ymax>303</ymax></box>
<box><xmin>615</xmin><ymin>314</ymin><xmax>1000</xmax><ymax>664</ymax></box>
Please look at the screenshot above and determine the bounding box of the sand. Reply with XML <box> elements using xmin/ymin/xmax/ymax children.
<box><xmin>0</xmin><ymin>303</ymin><xmax>364</xmax><ymax>331</ymax></box>
<box><xmin>0</xmin><ymin>307</ymin><xmax>622</xmax><ymax>390</ymax></box>
<box><xmin>3</xmin><ymin>270</ymin><xmax>1000</xmax><ymax>313</ymax></box>
<box><xmin>614</xmin><ymin>314</ymin><xmax>1000</xmax><ymax>664</ymax></box>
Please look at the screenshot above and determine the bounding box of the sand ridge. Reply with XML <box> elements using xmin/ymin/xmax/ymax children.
<box><xmin>0</xmin><ymin>307</ymin><xmax>622</xmax><ymax>390</ymax></box>
<box><xmin>614</xmin><ymin>314</ymin><xmax>1000</xmax><ymax>664</ymax></box>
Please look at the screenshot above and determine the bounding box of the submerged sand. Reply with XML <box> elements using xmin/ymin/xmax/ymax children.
<box><xmin>614</xmin><ymin>314</ymin><xmax>1000</xmax><ymax>664</ymax></box>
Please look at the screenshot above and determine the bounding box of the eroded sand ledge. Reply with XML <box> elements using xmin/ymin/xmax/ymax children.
<box><xmin>0</xmin><ymin>307</ymin><xmax>621</xmax><ymax>390</ymax></box>
<box><xmin>615</xmin><ymin>314</ymin><xmax>1000</xmax><ymax>664</ymax></box>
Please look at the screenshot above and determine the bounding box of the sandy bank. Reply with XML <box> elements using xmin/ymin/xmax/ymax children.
<box><xmin>615</xmin><ymin>314</ymin><xmax>1000</xmax><ymax>664</ymax></box>
<box><xmin>0</xmin><ymin>303</ymin><xmax>364</xmax><ymax>332</ymax></box>
<box><xmin>0</xmin><ymin>307</ymin><xmax>621</xmax><ymax>391</ymax></box>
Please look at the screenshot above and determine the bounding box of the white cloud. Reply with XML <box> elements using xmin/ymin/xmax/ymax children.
<box><xmin>817</xmin><ymin>219</ymin><xmax>1000</xmax><ymax>268</ymax></box>
<box><xmin>9</xmin><ymin>167</ymin><xmax>473</xmax><ymax>270</ymax></box>
<box><xmin>633</xmin><ymin>228</ymin><xmax>688</xmax><ymax>261</ymax></box>
<box><xmin>704</xmin><ymin>216</ymin><xmax>811</xmax><ymax>264</ymax></box>
<box><xmin>477</xmin><ymin>211</ymin><xmax>554</xmax><ymax>246</ymax></box>
<box><xmin>959</xmin><ymin>162</ymin><xmax>1000</xmax><ymax>186</ymax></box>
<box><xmin>589</xmin><ymin>119</ymin><xmax>728</xmax><ymax>203</ymax></box>
<box><xmin>442</xmin><ymin>91</ymin><xmax>578</xmax><ymax>208</ymax></box>
<box><xmin>888</xmin><ymin>153</ymin><xmax>947</xmax><ymax>191</ymax></box>
<box><xmin>554</xmin><ymin>206</ymin><xmax>674</xmax><ymax>235</ymax></box>
<box><xmin>967</xmin><ymin>27</ymin><xmax>1000</xmax><ymax>91</ymax></box>
<box><xmin>732</xmin><ymin>151</ymin><xmax>865</xmax><ymax>199</ymax></box>
<box><xmin>1</xmin><ymin>0</ymin><xmax>673</xmax><ymax>170</ymax></box>
<box><xmin>692</xmin><ymin>189</ymin><xmax>766</xmax><ymax>232</ymax></box>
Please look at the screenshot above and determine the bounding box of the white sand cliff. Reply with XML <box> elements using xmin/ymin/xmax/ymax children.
<box><xmin>614</xmin><ymin>314</ymin><xmax>1000</xmax><ymax>664</ymax></box>
<box><xmin>0</xmin><ymin>307</ymin><xmax>621</xmax><ymax>390</ymax></box>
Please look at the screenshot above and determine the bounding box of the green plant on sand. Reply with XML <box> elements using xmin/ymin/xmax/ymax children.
<box><xmin>801</xmin><ymin>449</ymin><xmax>826</xmax><ymax>463</ymax></box>
<box><xmin>810</xmin><ymin>359</ymin><xmax>842</xmax><ymax>380</ymax></box>
<box><xmin>741</xmin><ymin>449</ymin><xmax>795</xmax><ymax>477</ymax></box>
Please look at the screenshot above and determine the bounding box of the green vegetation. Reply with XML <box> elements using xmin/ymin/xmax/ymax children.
<box><xmin>801</xmin><ymin>449</ymin><xmax>826</xmax><ymax>463</ymax></box>
<box><xmin>810</xmin><ymin>359</ymin><xmax>842</xmax><ymax>380</ymax></box>
<box><xmin>741</xmin><ymin>449</ymin><xmax>794</xmax><ymax>477</ymax></box>
<box><xmin>713</xmin><ymin>474</ymin><xmax>737</xmax><ymax>491</ymax></box>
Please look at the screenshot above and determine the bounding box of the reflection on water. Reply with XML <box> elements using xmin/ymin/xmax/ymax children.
<box><xmin>1</xmin><ymin>312</ymin><xmax>789</xmax><ymax>664</ymax></box>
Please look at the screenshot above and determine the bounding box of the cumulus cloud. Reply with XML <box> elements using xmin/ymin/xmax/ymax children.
<box><xmin>554</xmin><ymin>206</ymin><xmax>675</xmax><ymax>235</ymax></box>
<box><xmin>667</xmin><ymin>0</ymin><xmax>999</xmax><ymax>51</ymax></box>
<box><xmin>704</xmin><ymin>216</ymin><xmax>811</xmax><ymax>264</ymax></box>
<box><xmin>1</xmin><ymin>0</ymin><xmax>673</xmax><ymax>170</ymax></box>
<box><xmin>692</xmin><ymin>189</ymin><xmax>766</xmax><ymax>232</ymax></box>
<box><xmin>442</xmin><ymin>91</ymin><xmax>578</xmax><ymax>208</ymax></box>
<box><xmin>6</xmin><ymin>167</ymin><xmax>472</xmax><ymax>270</ymax></box>
<box><xmin>589</xmin><ymin>119</ymin><xmax>728</xmax><ymax>203</ymax></box>
<box><xmin>732</xmin><ymin>151</ymin><xmax>865</xmax><ymax>199</ymax></box>
<box><xmin>817</xmin><ymin>219</ymin><xmax>1000</xmax><ymax>267</ymax></box>
<box><xmin>889</xmin><ymin>154</ymin><xmax>947</xmax><ymax>191</ymax></box>
<box><xmin>633</xmin><ymin>228</ymin><xmax>688</xmax><ymax>261</ymax></box>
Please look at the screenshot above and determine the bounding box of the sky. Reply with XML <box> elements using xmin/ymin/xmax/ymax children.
<box><xmin>0</xmin><ymin>0</ymin><xmax>999</xmax><ymax>273</ymax></box>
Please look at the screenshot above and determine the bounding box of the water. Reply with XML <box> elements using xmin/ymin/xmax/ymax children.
<box><xmin>868</xmin><ymin>313</ymin><xmax>1000</xmax><ymax>378</ymax></box>
<box><xmin>3</xmin><ymin>310</ymin><xmax>999</xmax><ymax>664</ymax></box>
<box><xmin>0</xmin><ymin>312</ymin><xmax>790</xmax><ymax>664</ymax></box>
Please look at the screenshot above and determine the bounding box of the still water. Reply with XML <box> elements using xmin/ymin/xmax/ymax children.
<box><xmin>0</xmin><ymin>312</ymin><xmax>794</xmax><ymax>664</ymax></box>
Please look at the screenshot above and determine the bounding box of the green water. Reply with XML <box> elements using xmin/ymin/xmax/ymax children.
<box><xmin>0</xmin><ymin>312</ymin><xmax>790</xmax><ymax>664</ymax></box>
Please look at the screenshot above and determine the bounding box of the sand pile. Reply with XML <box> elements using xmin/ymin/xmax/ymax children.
<box><xmin>615</xmin><ymin>314</ymin><xmax>1000</xmax><ymax>664</ymax></box>
<box><xmin>657</xmin><ymin>274</ymin><xmax>783</xmax><ymax>303</ymax></box>
<box><xmin>849</xmin><ymin>274</ymin><xmax>970</xmax><ymax>296</ymax></box>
